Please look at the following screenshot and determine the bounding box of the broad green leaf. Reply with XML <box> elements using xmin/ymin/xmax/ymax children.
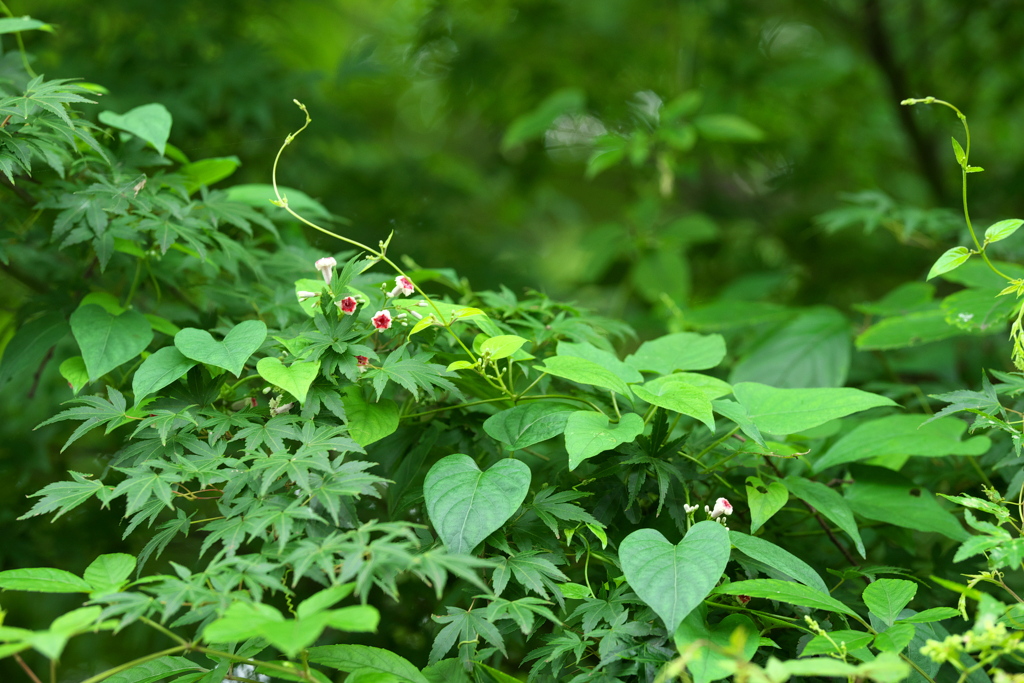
<box><xmin>297</xmin><ymin>584</ymin><xmax>356</xmax><ymax>619</ymax></box>
<box><xmin>984</xmin><ymin>218</ymin><xmax>1024</xmax><ymax>245</ymax></box>
<box><xmin>625</xmin><ymin>332</ymin><xmax>726</xmax><ymax>374</ymax></box>
<box><xmin>446</xmin><ymin>360</ymin><xmax>475</xmax><ymax>372</ymax></box>
<box><xmin>83</xmin><ymin>553</ymin><xmax>136</xmax><ymax>595</ymax></box>
<box><xmin>620</xmin><ymin>522</ymin><xmax>730</xmax><ymax>633</ymax></box>
<box><xmin>632</xmin><ymin>380</ymin><xmax>714</xmax><ymax>431</ymax></box>
<box><xmin>174</xmin><ymin>320</ymin><xmax>267</xmax><ymax>376</ymax></box>
<box><xmin>633</xmin><ymin>250</ymin><xmax>690</xmax><ymax>305</ymax></box>
<box><xmin>927</xmin><ymin>246</ymin><xmax>972</xmax><ymax>281</ymax></box>
<box><xmin>896</xmin><ymin>607</ymin><xmax>961</xmax><ymax>624</ymax></box>
<box><xmin>941</xmin><ymin>287</ymin><xmax>1016</xmax><ymax>332</ymax></box>
<box><xmin>714</xmin><ymin>579</ymin><xmax>856</xmax><ymax>616</ymax></box>
<box><xmin>863</xmin><ymin>579</ymin><xmax>917</xmax><ymax>627</ymax></box>
<box><xmin>693</xmin><ymin>113</ymin><xmax>764</xmax><ymax>142</ymax></box>
<box><xmin>730</xmin><ymin>307</ymin><xmax>850</xmax><ymax>388</ymax></box>
<box><xmin>102</xmin><ymin>656</ymin><xmax>204</xmax><ymax>683</ymax></box>
<box><xmin>181</xmin><ymin>156</ymin><xmax>241</xmax><ymax>193</ymax></box>
<box><xmin>308</xmin><ymin>644</ymin><xmax>431</xmax><ymax>683</ymax></box>
<box><xmin>711</xmin><ymin>399</ymin><xmax>766</xmax><ymax>447</ymax></box>
<box><xmin>203</xmin><ymin>602</ymin><xmax>282</xmax><ymax>642</ymax></box>
<box><xmin>479</xmin><ymin>335</ymin><xmax>528</xmax><ymax>360</ymax></box>
<box><xmin>502</xmin><ymin>88</ymin><xmax>585</xmax><ymax>150</ymax></box>
<box><xmin>784</xmin><ymin>476</ymin><xmax>865</xmax><ymax>557</ymax></box>
<box><xmin>733</xmin><ymin>382</ymin><xmax>896</xmax><ymax>435</ymax></box>
<box><xmin>483</xmin><ymin>402</ymin><xmax>575</xmax><ymax>450</ymax></box>
<box><xmin>538</xmin><ymin>356</ymin><xmax>631</xmax><ymax>397</ymax></box>
<box><xmin>856</xmin><ymin>307</ymin><xmax>962</xmax><ymax>350</ymax></box>
<box><xmin>729</xmin><ymin>531</ymin><xmax>828</xmax><ymax>594</ymax></box>
<box><xmin>0</xmin><ymin>567</ymin><xmax>91</xmax><ymax>593</ymax></box>
<box><xmin>423</xmin><ymin>454</ymin><xmax>531</xmax><ymax>554</ymax></box>
<box><xmin>99</xmin><ymin>103</ymin><xmax>173</xmax><ymax>155</ymax></box>
<box><xmin>654</xmin><ymin>372</ymin><xmax>732</xmax><ymax>400</ymax></box>
<box><xmin>556</xmin><ymin>341</ymin><xmax>642</xmax><ymax>384</ymax></box>
<box><xmin>674</xmin><ymin>607</ymin><xmax>758</xmax><ymax>683</ymax></box>
<box><xmin>564</xmin><ymin>411</ymin><xmax>644</xmax><ymax>470</ymax></box>
<box><xmin>71</xmin><ymin>305</ymin><xmax>154</xmax><ymax>381</ymax></box>
<box><xmin>802</xmin><ymin>629</ymin><xmax>874</xmax><ymax>656</ymax></box>
<box><xmin>873</xmin><ymin>623</ymin><xmax>916</xmax><ymax>653</ymax></box>
<box><xmin>132</xmin><ymin>347</ymin><xmax>196</xmax><ymax>404</ymax></box>
<box><xmin>340</xmin><ymin>388</ymin><xmax>399</xmax><ymax>447</ymax></box>
<box><xmin>844</xmin><ymin>466</ymin><xmax>969</xmax><ymax>541</ymax></box>
<box><xmin>0</xmin><ymin>17</ymin><xmax>54</xmax><ymax>34</ymax></box>
<box><xmin>745</xmin><ymin>477</ymin><xmax>787</xmax><ymax>534</ymax></box>
<box><xmin>257</xmin><ymin>358</ymin><xmax>321</xmax><ymax>405</ymax></box>
<box><xmin>813</xmin><ymin>414</ymin><xmax>991</xmax><ymax>472</ymax></box>
<box><xmin>0</xmin><ymin>311</ymin><xmax>68</xmax><ymax>386</ymax></box>
<box><xmin>59</xmin><ymin>356</ymin><xmax>89</xmax><ymax>395</ymax></box>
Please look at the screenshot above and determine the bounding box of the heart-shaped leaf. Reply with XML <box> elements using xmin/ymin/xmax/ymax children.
<box><xmin>620</xmin><ymin>521</ymin><xmax>730</xmax><ymax>633</ymax></box>
<box><xmin>483</xmin><ymin>402</ymin><xmax>575</xmax><ymax>450</ymax></box>
<box><xmin>626</xmin><ymin>332</ymin><xmax>726</xmax><ymax>374</ymax></box>
<box><xmin>632</xmin><ymin>379</ymin><xmax>714</xmax><ymax>431</ymax></box>
<box><xmin>132</xmin><ymin>347</ymin><xmax>196</xmax><ymax>404</ymax></box>
<box><xmin>674</xmin><ymin>606</ymin><xmax>759</xmax><ymax>683</ymax></box>
<box><xmin>424</xmin><ymin>454</ymin><xmax>531</xmax><ymax>554</ymax></box>
<box><xmin>564</xmin><ymin>411</ymin><xmax>644</xmax><ymax>470</ymax></box>
<box><xmin>341</xmin><ymin>388</ymin><xmax>399</xmax><ymax>447</ymax></box>
<box><xmin>257</xmin><ymin>357</ymin><xmax>321</xmax><ymax>405</ymax></box>
<box><xmin>745</xmin><ymin>476</ymin><xmax>788</xmax><ymax>534</ymax></box>
<box><xmin>174</xmin><ymin>320</ymin><xmax>267</xmax><ymax>376</ymax></box>
<box><xmin>98</xmin><ymin>103</ymin><xmax>172</xmax><ymax>155</ymax></box>
<box><xmin>926</xmin><ymin>246</ymin><xmax>971</xmax><ymax>281</ymax></box>
<box><xmin>70</xmin><ymin>304</ymin><xmax>154</xmax><ymax>382</ymax></box>
<box><xmin>732</xmin><ymin>382</ymin><xmax>896</xmax><ymax>435</ymax></box>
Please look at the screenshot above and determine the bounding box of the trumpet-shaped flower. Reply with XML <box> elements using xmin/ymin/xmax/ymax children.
<box><xmin>387</xmin><ymin>275</ymin><xmax>415</xmax><ymax>298</ymax></box>
<box><xmin>297</xmin><ymin>290</ymin><xmax>321</xmax><ymax>301</ymax></box>
<box><xmin>372</xmin><ymin>310</ymin><xmax>393</xmax><ymax>330</ymax></box>
<box><xmin>356</xmin><ymin>355</ymin><xmax>370</xmax><ymax>373</ymax></box>
<box><xmin>315</xmin><ymin>256</ymin><xmax>337</xmax><ymax>284</ymax></box>
<box><xmin>337</xmin><ymin>296</ymin><xmax>358</xmax><ymax>314</ymax></box>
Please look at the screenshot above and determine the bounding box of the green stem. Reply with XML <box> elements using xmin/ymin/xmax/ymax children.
<box><xmin>902</xmin><ymin>97</ymin><xmax>1010</xmax><ymax>281</ymax></box>
<box><xmin>140</xmin><ymin>616</ymin><xmax>188</xmax><ymax>646</ymax></box>
<box><xmin>693</xmin><ymin>427</ymin><xmax>740</xmax><ymax>463</ymax></box>
<box><xmin>78</xmin><ymin>645</ymin><xmax>189</xmax><ymax>683</ymax></box>
<box><xmin>271</xmin><ymin>101</ymin><xmax>477</xmax><ymax>362</ymax></box>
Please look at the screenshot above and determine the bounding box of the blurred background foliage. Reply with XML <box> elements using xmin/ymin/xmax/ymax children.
<box><xmin>3</xmin><ymin>0</ymin><xmax>1024</xmax><ymax>677</ymax></box>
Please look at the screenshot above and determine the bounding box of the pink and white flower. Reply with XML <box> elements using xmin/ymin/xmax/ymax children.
<box><xmin>709</xmin><ymin>497</ymin><xmax>733</xmax><ymax>519</ymax></box>
<box><xmin>371</xmin><ymin>310</ymin><xmax>393</xmax><ymax>330</ymax></box>
<box><xmin>388</xmin><ymin>275</ymin><xmax>415</xmax><ymax>298</ymax></box>
<box><xmin>336</xmin><ymin>296</ymin><xmax>358</xmax><ymax>314</ymax></box>
<box><xmin>315</xmin><ymin>256</ymin><xmax>337</xmax><ymax>284</ymax></box>
<box><xmin>356</xmin><ymin>355</ymin><xmax>370</xmax><ymax>373</ymax></box>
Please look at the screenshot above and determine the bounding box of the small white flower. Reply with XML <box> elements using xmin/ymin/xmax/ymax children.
<box><xmin>315</xmin><ymin>256</ymin><xmax>337</xmax><ymax>284</ymax></box>
<box><xmin>296</xmin><ymin>290</ymin><xmax>321</xmax><ymax>301</ymax></box>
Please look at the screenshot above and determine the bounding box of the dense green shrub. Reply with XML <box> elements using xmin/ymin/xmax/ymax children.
<box><xmin>3</xmin><ymin>8</ymin><xmax>1024</xmax><ymax>683</ymax></box>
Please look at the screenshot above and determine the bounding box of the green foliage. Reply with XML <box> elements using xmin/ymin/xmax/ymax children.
<box><xmin>6</xmin><ymin>7</ymin><xmax>1024</xmax><ymax>683</ymax></box>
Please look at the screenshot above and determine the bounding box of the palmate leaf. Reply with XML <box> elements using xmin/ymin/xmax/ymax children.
<box><xmin>35</xmin><ymin>386</ymin><xmax>135</xmax><ymax>451</ymax></box>
<box><xmin>430</xmin><ymin>605</ymin><xmax>507</xmax><ymax>666</ymax></box>
<box><xmin>368</xmin><ymin>348</ymin><xmax>459</xmax><ymax>400</ymax></box>
<box><xmin>18</xmin><ymin>471</ymin><xmax>112</xmax><ymax>520</ymax></box>
<box><xmin>485</xmin><ymin>596</ymin><xmax>562</xmax><ymax>635</ymax></box>
<box><xmin>110</xmin><ymin>464</ymin><xmax>183</xmax><ymax>515</ymax></box>
<box><xmin>493</xmin><ymin>551</ymin><xmax>569</xmax><ymax>601</ymax></box>
<box><xmin>530</xmin><ymin>488</ymin><xmax>602</xmax><ymax>538</ymax></box>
